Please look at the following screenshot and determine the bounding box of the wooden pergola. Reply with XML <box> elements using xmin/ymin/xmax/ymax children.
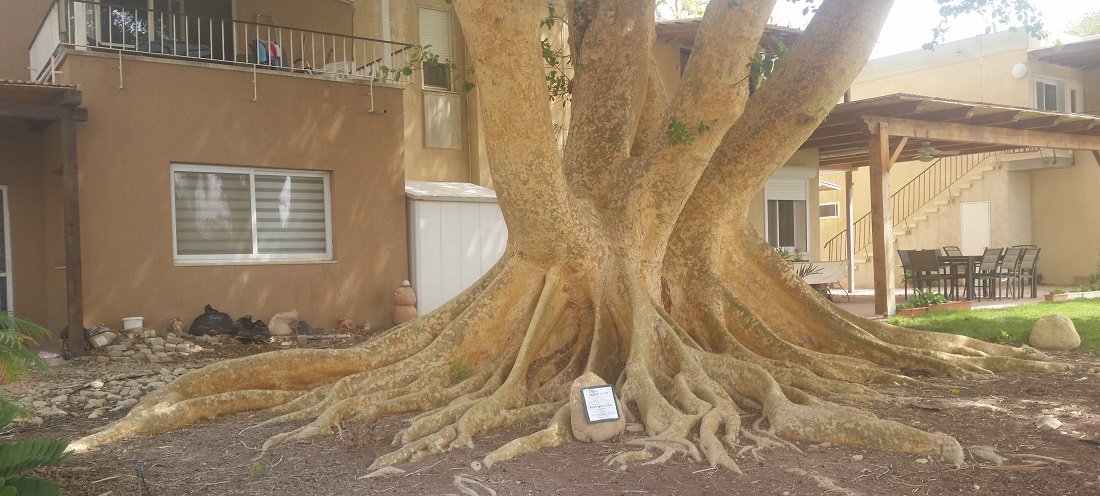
<box><xmin>800</xmin><ymin>93</ymin><xmax>1100</xmax><ymax>315</ymax></box>
<box><xmin>0</xmin><ymin>80</ymin><xmax>88</xmax><ymax>352</ymax></box>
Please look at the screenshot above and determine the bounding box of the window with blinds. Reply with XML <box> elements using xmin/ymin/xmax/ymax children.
<box><xmin>419</xmin><ymin>7</ymin><xmax>453</xmax><ymax>90</ymax></box>
<box><xmin>171</xmin><ymin>165</ymin><xmax>332</xmax><ymax>261</ymax></box>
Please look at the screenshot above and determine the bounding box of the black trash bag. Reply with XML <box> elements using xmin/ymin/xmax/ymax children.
<box><xmin>188</xmin><ymin>304</ymin><xmax>234</xmax><ymax>336</ymax></box>
<box><xmin>231</xmin><ymin>315</ymin><xmax>271</xmax><ymax>343</ymax></box>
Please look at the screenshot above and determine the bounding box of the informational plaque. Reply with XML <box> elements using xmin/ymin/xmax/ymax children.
<box><xmin>580</xmin><ymin>385</ymin><xmax>620</xmax><ymax>423</ymax></box>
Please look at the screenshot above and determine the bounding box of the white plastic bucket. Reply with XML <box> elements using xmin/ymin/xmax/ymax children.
<box><xmin>122</xmin><ymin>317</ymin><xmax>143</xmax><ymax>330</ymax></box>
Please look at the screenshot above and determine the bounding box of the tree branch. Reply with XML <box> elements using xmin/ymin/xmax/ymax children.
<box><xmin>611</xmin><ymin>0</ymin><xmax>777</xmax><ymax>276</ymax></box>
<box><xmin>562</xmin><ymin>0</ymin><xmax>656</xmax><ymax>207</ymax></box>
<box><xmin>453</xmin><ymin>0</ymin><xmax>597</xmax><ymax>262</ymax></box>
<box><xmin>671</xmin><ymin>0</ymin><xmax>896</xmax><ymax>261</ymax></box>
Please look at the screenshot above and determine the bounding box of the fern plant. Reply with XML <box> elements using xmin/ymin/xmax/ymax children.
<box><xmin>0</xmin><ymin>315</ymin><xmax>71</xmax><ymax>495</ymax></box>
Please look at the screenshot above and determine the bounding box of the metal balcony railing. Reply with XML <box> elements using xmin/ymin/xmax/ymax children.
<box><xmin>30</xmin><ymin>0</ymin><xmax>415</xmax><ymax>84</ymax></box>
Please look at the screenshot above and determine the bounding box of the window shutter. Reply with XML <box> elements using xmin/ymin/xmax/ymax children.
<box><xmin>765</xmin><ymin>178</ymin><xmax>807</xmax><ymax>201</ymax></box>
<box><xmin>255</xmin><ymin>175</ymin><xmax>329</xmax><ymax>255</ymax></box>
<box><xmin>419</xmin><ymin>8</ymin><xmax>453</xmax><ymax>62</ymax></box>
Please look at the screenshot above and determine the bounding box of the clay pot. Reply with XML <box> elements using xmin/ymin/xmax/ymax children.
<box><xmin>393</xmin><ymin>305</ymin><xmax>418</xmax><ymax>324</ymax></box>
<box><xmin>394</xmin><ymin>280</ymin><xmax>417</xmax><ymax>306</ymax></box>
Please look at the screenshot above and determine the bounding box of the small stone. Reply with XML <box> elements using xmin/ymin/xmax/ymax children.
<box><xmin>151</xmin><ymin>345</ymin><xmax>165</xmax><ymax>353</ymax></box>
<box><xmin>173</xmin><ymin>368</ymin><xmax>187</xmax><ymax>376</ymax></box>
<box><xmin>146</xmin><ymin>337</ymin><xmax>165</xmax><ymax>347</ymax></box>
<box><xmin>32</xmin><ymin>400</ymin><xmax>47</xmax><ymax>408</ymax></box>
<box><xmin>916</xmin><ymin>458</ymin><xmax>929</xmax><ymax>464</ymax></box>
<box><xmin>470</xmin><ymin>461</ymin><xmax>482</xmax><ymax>471</ymax></box>
<box><xmin>90</xmin><ymin>391</ymin><xmax>107</xmax><ymax>398</ymax></box>
<box><xmin>166</xmin><ymin>337</ymin><xmax>184</xmax><ymax>344</ymax></box>
<box><xmin>128</xmin><ymin>388</ymin><xmax>143</xmax><ymax>398</ymax></box>
<box><xmin>50</xmin><ymin>395</ymin><xmax>68</xmax><ymax>403</ymax></box>
<box><xmin>1088</xmin><ymin>367</ymin><xmax>1100</xmax><ymax>375</ymax></box>
<box><xmin>96</xmin><ymin>356</ymin><xmax>111</xmax><ymax>363</ymax></box>
<box><xmin>105</xmin><ymin>393</ymin><xmax>122</xmax><ymax>401</ymax></box>
<box><xmin>1036</xmin><ymin>415</ymin><xmax>1062</xmax><ymax>431</ymax></box>
<box><xmin>851</xmin><ymin>454</ymin><xmax>864</xmax><ymax>461</ymax></box>
<box><xmin>85</xmin><ymin>399</ymin><xmax>106</xmax><ymax>409</ymax></box>
<box><xmin>88</xmin><ymin>408</ymin><xmax>109</xmax><ymax>419</ymax></box>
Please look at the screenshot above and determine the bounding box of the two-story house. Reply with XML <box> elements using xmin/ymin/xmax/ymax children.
<box><xmin>1</xmin><ymin>0</ymin><xmax>489</xmax><ymax>349</ymax></box>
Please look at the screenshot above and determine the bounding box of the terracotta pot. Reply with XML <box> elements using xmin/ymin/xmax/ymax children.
<box><xmin>928</xmin><ymin>300</ymin><xmax>973</xmax><ymax>313</ymax></box>
<box><xmin>393</xmin><ymin>305</ymin><xmax>418</xmax><ymax>324</ymax></box>
<box><xmin>394</xmin><ymin>280</ymin><xmax>417</xmax><ymax>306</ymax></box>
<box><xmin>897</xmin><ymin>307</ymin><xmax>927</xmax><ymax>317</ymax></box>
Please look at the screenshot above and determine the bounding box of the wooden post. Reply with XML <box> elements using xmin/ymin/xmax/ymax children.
<box><xmin>869</xmin><ymin>124</ymin><xmax>895</xmax><ymax>316</ymax></box>
<box><xmin>61</xmin><ymin>118</ymin><xmax>86</xmax><ymax>355</ymax></box>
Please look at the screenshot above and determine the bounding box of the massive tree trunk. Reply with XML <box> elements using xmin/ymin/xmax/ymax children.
<box><xmin>72</xmin><ymin>0</ymin><xmax>1061</xmax><ymax>471</ymax></box>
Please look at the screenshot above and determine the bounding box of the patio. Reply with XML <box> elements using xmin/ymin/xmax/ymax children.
<box><xmin>835</xmin><ymin>285</ymin><xmax>1065</xmax><ymax>319</ymax></box>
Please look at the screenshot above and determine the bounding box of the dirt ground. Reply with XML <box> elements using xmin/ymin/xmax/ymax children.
<box><xmin>8</xmin><ymin>338</ymin><xmax>1100</xmax><ymax>496</ymax></box>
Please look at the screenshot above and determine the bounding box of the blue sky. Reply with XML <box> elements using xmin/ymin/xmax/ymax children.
<box><xmin>767</xmin><ymin>0</ymin><xmax>1093</xmax><ymax>59</ymax></box>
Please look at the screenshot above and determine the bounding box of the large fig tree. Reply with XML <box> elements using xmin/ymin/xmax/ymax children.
<box><xmin>73</xmin><ymin>0</ymin><xmax>1059</xmax><ymax>471</ymax></box>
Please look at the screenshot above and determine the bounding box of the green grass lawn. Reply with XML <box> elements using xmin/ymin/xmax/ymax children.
<box><xmin>884</xmin><ymin>299</ymin><xmax>1100</xmax><ymax>351</ymax></box>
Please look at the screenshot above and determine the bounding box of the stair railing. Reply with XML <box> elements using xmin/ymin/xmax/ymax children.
<box><xmin>822</xmin><ymin>151</ymin><xmax>997</xmax><ymax>261</ymax></box>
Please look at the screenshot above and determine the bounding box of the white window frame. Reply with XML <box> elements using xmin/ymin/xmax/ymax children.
<box><xmin>764</xmin><ymin>176</ymin><xmax>810</xmax><ymax>253</ymax></box>
<box><xmin>418</xmin><ymin>7</ymin><xmax>454</xmax><ymax>91</ymax></box>
<box><xmin>1034</xmin><ymin>76</ymin><xmax>1067</xmax><ymax>112</ymax></box>
<box><xmin>170</xmin><ymin>164</ymin><xmax>333</xmax><ymax>262</ymax></box>
<box><xmin>819</xmin><ymin>202</ymin><xmax>840</xmax><ymax>219</ymax></box>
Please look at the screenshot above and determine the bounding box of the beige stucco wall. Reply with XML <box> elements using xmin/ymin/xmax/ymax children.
<box><xmin>1031</xmin><ymin>150</ymin><xmax>1100</xmax><ymax>285</ymax></box>
<box><xmin>52</xmin><ymin>53</ymin><xmax>409</xmax><ymax>333</ymax></box>
<box><xmin>390</xmin><ymin>1</ymin><xmax>472</xmax><ymax>183</ymax></box>
<box><xmin>853</xmin><ymin>31</ymin><xmax>1085</xmax><ymax>111</ymax></box>
<box><xmin>0</xmin><ymin>122</ymin><xmax>51</xmax><ymax>326</ymax></box>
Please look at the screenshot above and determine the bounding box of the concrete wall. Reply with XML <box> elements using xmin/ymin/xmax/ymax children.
<box><xmin>53</xmin><ymin>53</ymin><xmax>409</xmax><ymax>333</ymax></box>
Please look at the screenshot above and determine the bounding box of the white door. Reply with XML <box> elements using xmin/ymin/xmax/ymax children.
<box><xmin>960</xmin><ymin>201</ymin><xmax>991</xmax><ymax>256</ymax></box>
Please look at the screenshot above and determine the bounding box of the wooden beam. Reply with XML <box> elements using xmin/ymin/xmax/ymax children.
<box><xmin>868</xmin><ymin>123</ymin><xmax>896</xmax><ymax>316</ymax></box>
<box><xmin>960</xmin><ymin>110</ymin><xmax>1022</xmax><ymax>126</ymax></box>
<box><xmin>864</xmin><ymin>116</ymin><xmax>1100</xmax><ymax>151</ymax></box>
<box><xmin>890</xmin><ymin>137</ymin><xmax>909</xmax><ymax>164</ymax></box>
<box><xmin>0</xmin><ymin>103</ymin><xmax>88</xmax><ymax>121</ymax></box>
<box><xmin>61</xmin><ymin>118</ymin><xmax>86</xmax><ymax>356</ymax></box>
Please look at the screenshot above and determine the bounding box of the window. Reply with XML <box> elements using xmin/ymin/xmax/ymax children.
<box><xmin>819</xmin><ymin>202</ymin><xmax>840</xmax><ymax>219</ymax></box>
<box><xmin>764</xmin><ymin>177</ymin><xmax>809</xmax><ymax>252</ymax></box>
<box><xmin>171</xmin><ymin>165</ymin><xmax>332</xmax><ymax>261</ymax></box>
<box><xmin>419</xmin><ymin>8</ymin><xmax>453</xmax><ymax>90</ymax></box>
<box><xmin>1035</xmin><ymin>77</ymin><xmax>1066</xmax><ymax>112</ymax></box>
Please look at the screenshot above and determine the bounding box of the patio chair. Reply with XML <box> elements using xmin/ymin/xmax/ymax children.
<box><xmin>908</xmin><ymin>249</ymin><xmax>948</xmax><ymax>296</ymax></box>
<box><xmin>997</xmin><ymin>247</ymin><xmax>1026</xmax><ymax>299</ymax></box>
<box><xmin>897</xmin><ymin>249</ymin><xmax>914</xmax><ymax>299</ymax></box>
<box><xmin>1017</xmin><ymin>246</ymin><xmax>1041</xmax><ymax>299</ymax></box>
<box><xmin>942</xmin><ymin>245</ymin><xmax>963</xmax><ymax>256</ymax></box>
<box><xmin>972</xmin><ymin>247</ymin><xmax>1004</xmax><ymax>301</ymax></box>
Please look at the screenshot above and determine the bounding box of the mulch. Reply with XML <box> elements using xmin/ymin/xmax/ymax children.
<box><xmin>10</xmin><ymin>342</ymin><xmax>1100</xmax><ymax>496</ymax></box>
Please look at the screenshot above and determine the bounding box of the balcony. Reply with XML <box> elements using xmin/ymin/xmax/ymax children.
<box><xmin>30</xmin><ymin>0</ymin><xmax>415</xmax><ymax>85</ymax></box>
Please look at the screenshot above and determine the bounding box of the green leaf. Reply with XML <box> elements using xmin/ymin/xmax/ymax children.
<box><xmin>0</xmin><ymin>438</ymin><xmax>73</xmax><ymax>478</ymax></box>
<box><xmin>4</xmin><ymin>477</ymin><xmax>61</xmax><ymax>496</ymax></box>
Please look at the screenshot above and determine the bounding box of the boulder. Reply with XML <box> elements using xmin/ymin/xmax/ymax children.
<box><xmin>1028</xmin><ymin>313</ymin><xmax>1080</xmax><ymax>351</ymax></box>
<box><xmin>269</xmin><ymin>310</ymin><xmax>299</xmax><ymax>336</ymax></box>
<box><xmin>569</xmin><ymin>372</ymin><xmax>626</xmax><ymax>442</ymax></box>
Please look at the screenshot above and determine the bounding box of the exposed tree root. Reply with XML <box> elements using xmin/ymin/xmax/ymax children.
<box><xmin>73</xmin><ymin>246</ymin><xmax>1062</xmax><ymax>474</ymax></box>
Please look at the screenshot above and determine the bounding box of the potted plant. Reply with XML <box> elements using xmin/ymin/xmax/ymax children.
<box><xmin>895</xmin><ymin>289</ymin><xmax>972</xmax><ymax>316</ymax></box>
<box><xmin>1044</xmin><ymin>289</ymin><xmax>1068</xmax><ymax>302</ymax></box>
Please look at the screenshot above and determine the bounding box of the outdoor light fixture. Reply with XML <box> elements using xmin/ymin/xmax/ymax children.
<box><xmin>1011</xmin><ymin>63</ymin><xmax>1029</xmax><ymax>79</ymax></box>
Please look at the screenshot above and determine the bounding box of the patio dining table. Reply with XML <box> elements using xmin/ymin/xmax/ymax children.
<box><xmin>938</xmin><ymin>255</ymin><xmax>982</xmax><ymax>301</ymax></box>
